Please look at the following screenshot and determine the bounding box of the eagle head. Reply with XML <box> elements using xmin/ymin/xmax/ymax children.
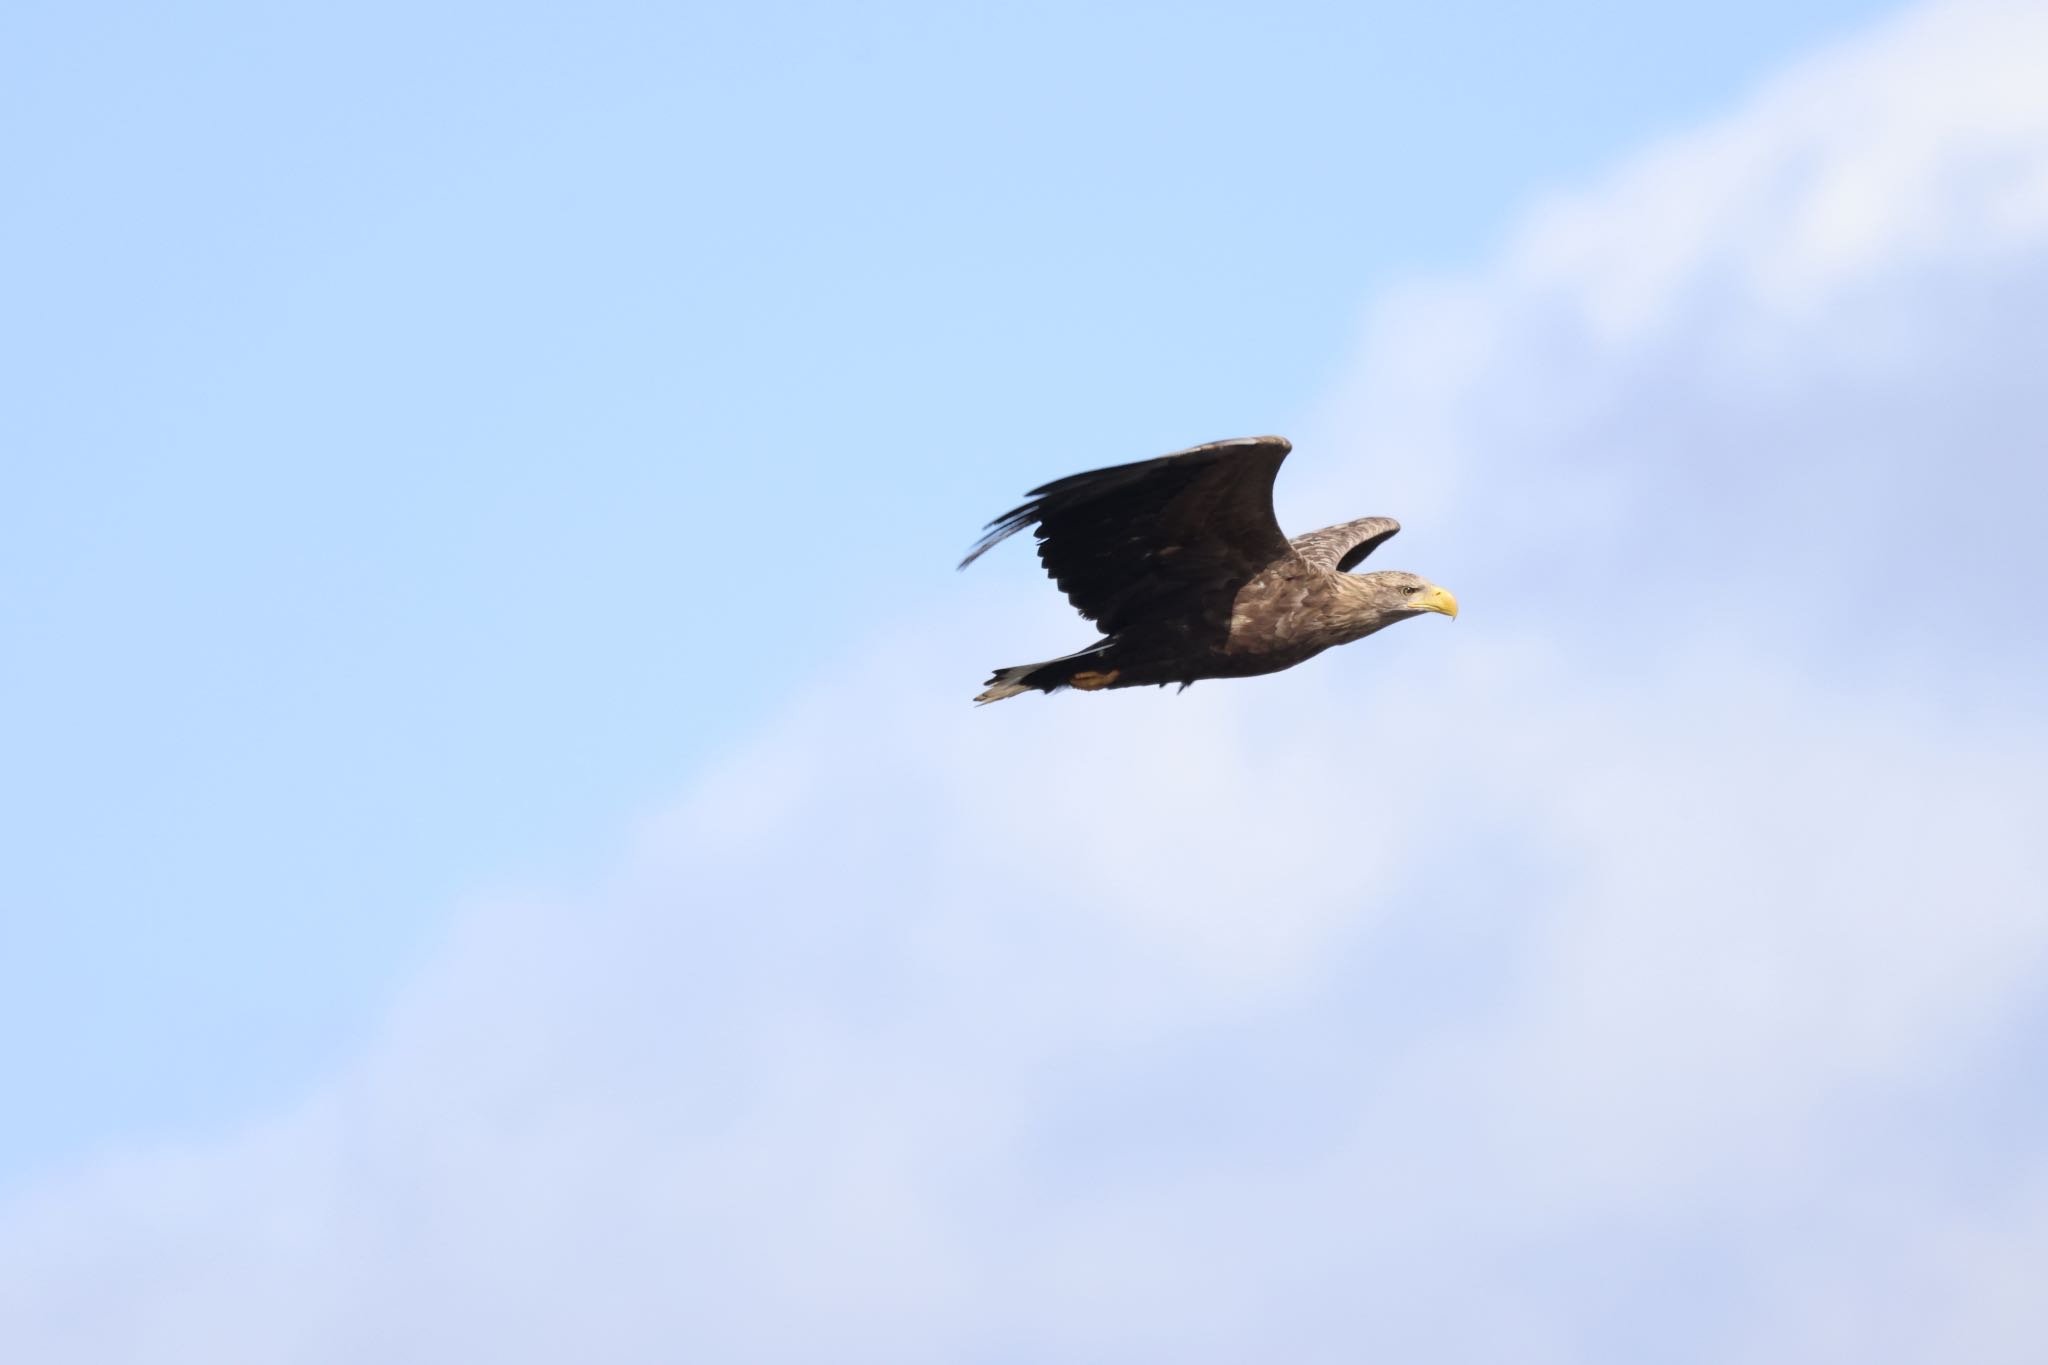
<box><xmin>1353</xmin><ymin>569</ymin><xmax>1459</xmax><ymax>620</ymax></box>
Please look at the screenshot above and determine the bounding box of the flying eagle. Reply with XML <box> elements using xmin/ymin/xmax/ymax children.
<box><xmin>961</xmin><ymin>436</ymin><xmax>1457</xmax><ymax>703</ymax></box>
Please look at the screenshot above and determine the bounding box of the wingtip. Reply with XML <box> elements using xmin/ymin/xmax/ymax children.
<box><xmin>956</xmin><ymin>504</ymin><xmax>1038</xmax><ymax>570</ymax></box>
<box><xmin>957</xmin><ymin>535</ymin><xmax>1003</xmax><ymax>571</ymax></box>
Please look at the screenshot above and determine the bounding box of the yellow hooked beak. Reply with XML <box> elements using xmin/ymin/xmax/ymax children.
<box><xmin>1410</xmin><ymin>584</ymin><xmax>1459</xmax><ymax>618</ymax></box>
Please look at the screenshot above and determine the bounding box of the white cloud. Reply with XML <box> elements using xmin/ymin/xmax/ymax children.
<box><xmin>8</xmin><ymin>1</ymin><xmax>2048</xmax><ymax>1360</ymax></box>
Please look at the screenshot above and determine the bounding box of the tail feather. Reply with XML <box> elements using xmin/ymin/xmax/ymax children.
<box><xmin>973</xmin><ymin>664</ymin><xmax>1038</xmax><ymax>705</ymax></box>
<box><xmin>972</xmin><ymin>642</ymin><xmax>1113</xmax><ymax>704</ymax></box>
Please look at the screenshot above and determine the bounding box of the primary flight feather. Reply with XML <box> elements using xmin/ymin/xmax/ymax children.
<box><xmin>960</xmin><ymin>436</ymin><xmax>1457</xmax><ymax>703</ymax></box>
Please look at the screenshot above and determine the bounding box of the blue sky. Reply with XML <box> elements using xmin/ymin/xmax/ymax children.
<box><xmin>3</xmin><ymin>0</ymin><xmax>1905</xmax><ymax>1187</ymax></box>
<box><xmin>10</xmin><ymin>1</ymin><xmax>2048</xmax><ymax>1359</ymax></box>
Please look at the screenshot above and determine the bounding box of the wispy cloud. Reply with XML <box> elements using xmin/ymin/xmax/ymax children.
<box><xmin>7</xmin><ymin>1</ymin><xmax>2048</xmax><ymax>1360</ymax></box>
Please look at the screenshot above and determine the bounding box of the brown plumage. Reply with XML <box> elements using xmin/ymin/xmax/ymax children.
<box><xmin>961</xmin><ymin>436</ymin><xmax>1458</xmax><ymax>703</ymax></box>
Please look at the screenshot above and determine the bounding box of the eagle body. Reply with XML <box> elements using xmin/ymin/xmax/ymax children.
<box><xmin>962</xmin><ymin>436</ymin><xmax>1456</xmax><ymax>702</ymax></box>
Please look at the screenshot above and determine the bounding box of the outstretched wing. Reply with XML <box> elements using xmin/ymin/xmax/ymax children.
<box><xmin>960</xmin><ymin>436</ymin><xmax>1299</xmax><ymax>634</ymax></box>
<box><xmin>1290</xmin><ymin>516</ymin><xmax>1400</xmax><ymax>573</ymax></box>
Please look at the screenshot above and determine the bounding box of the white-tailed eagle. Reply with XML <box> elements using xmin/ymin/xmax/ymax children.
<box><xmin>961</xmin><ymin>436</ymin><xmax>1457</xmax><ymax>703</ymax></box>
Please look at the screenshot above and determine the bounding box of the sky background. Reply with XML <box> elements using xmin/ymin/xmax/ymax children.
<box><xmin>5</xmin><ymin>0</ymin><xmax>2048</xmax><ymax>1360</ymax></box>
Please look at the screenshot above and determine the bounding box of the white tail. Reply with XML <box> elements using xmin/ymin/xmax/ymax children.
<box><xmin>973</xmin><ymin>663</ymin><xmax>1037</xmax><ymax>705</ymax></box>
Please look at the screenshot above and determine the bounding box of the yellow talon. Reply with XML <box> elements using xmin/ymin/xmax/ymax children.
<box><xmin>1070</xmin><ymin>669</ymin><xmax>1120</xmax><ymax>690</ymax></box>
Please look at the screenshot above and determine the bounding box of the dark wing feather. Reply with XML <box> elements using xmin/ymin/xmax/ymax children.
<box><xmin>960</xmin><ymin>436</ymin><xmax>1298</xmax><ymax>633</ymax></box>
<box><xmin>1290</xmin><ymin>516</ymin><xmax>1401</xmax><ymax>573</ymax></box>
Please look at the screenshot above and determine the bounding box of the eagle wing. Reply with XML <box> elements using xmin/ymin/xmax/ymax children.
<box><xmin>960</xmin><ymin>436</ymin><xmax>1299</xmax><ymax>634</ymax></box>
<box><xmin>1290</xmin><ymin>516</ymin><xmax>1401</xmax><ymax>573</ymax></box>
